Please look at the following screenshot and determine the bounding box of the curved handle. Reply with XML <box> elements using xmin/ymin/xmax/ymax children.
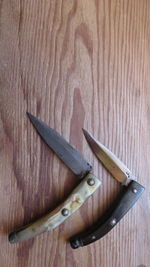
<box><xmin>70</xmin><ymin>180</ymin><xmax>145</xmax><ymax>248</ymax></box>
<box><xmin>9</xmin><ymin>173</ymin><xmax>101</xmax><ymax>243</ymax></box>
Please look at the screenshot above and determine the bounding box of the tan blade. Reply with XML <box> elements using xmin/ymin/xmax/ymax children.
<box><xmin>83</xmin><ymin>129</ymin><xmax>134</xmax><ymax>185</ymax></box>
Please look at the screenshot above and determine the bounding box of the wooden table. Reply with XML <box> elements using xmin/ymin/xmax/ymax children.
<box><xmin>0</xmin><ymin>1</ymin><xmax>149</xmax><ymax>266</ymax></box>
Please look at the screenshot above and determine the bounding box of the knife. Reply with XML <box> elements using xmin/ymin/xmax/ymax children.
<box><xmin>9</xmin><ymin>115</ymin><xmax>101</xmax><ymax>243</ymax></box>
<box><xmin>70</xmin><ymin>130</ymin><xmax>145</xmax><ymax>248</ymax></box>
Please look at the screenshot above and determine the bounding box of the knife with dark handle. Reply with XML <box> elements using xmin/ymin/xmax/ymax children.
<box><xmin>70</xmin><ymin>180</ymin><xmax>144</xmax><ymax>248</ymax></box>
<box><xmin>69</xmin><ymin>130</ymin><xmax>145</xmax><ymax>248</ymax></box>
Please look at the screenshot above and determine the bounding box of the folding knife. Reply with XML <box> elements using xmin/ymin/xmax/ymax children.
<box><xmin>70</xmin><ymin>130</ymin><xmax>145</xmax><ymax>248</ymax></box>
<box><xmin>9</xmin><ymin>114</ymin><xmax>101</xmax><ymax>243</ymax></box>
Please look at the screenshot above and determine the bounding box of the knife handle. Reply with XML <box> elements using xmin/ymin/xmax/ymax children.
<box><xmin>9</xmin><ymin>173</ymin><xmax>101</xmax><ymax>243</ymax></box>
<box><xmin>70</xmin><ymin>180</ymin><xmax>145</xmax><ymax>248</ymax></box>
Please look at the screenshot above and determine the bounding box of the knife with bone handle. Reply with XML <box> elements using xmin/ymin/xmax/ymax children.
<box><xmin>70</xmin><ymin>130</ymin><xmax>145</xmax><ymax>248</ymax></box>
<box><xmin>9</xmin><ymin>114</ymin><xmax>101</xmax><ymax>243</ymax></box>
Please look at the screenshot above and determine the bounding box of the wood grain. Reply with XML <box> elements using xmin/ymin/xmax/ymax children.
<box><xmin>0</xmin><ymin>0</ymin><xmax>150</xmax><ymax>266</ymax></box>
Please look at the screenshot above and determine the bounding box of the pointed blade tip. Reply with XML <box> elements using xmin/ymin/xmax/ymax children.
<box><xmin>26</xmin><ymin>112</ymin><xmax>37</xmax><ymax>122</ymax></box>
<box><xmin>82</xmin><ymin>128</ymin><xmax>86</xmax><ymax>135</ymax></box>
<box><xmin>83</xmin><ymin>129</ymin><xmax>95</xmax><ymax>146</ymax></box>
<box><xmin>82</xmin><ymin>128</ymin><xmax>91</xmax><ymax>138</ymax></box>
<box><xmin>26</xmin><ymin>111</ymin><xmax>32</xmax><ymax>118</ymax></box>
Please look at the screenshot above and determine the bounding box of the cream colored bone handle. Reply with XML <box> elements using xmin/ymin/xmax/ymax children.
<box><xmin>9</xmin><ymin>173</ymin><xmax>101</xmax><ymax>243</ymax></box>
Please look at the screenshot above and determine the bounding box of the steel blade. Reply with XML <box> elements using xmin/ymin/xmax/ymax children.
<box><xmin>83</xmin><ymin>129</ymin><xmax>134</xmax><ymax>185</ymax></box>
<box><xmin>27</xmin><ymin>113</ymin><xmax>92</xmax><ymax>178</ymax></box>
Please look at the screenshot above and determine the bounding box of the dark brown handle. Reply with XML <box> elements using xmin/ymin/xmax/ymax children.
<box><xmin>70</xmin><ymin>181</ymin><xmax>145</xmax><ymax>248</ymax></box>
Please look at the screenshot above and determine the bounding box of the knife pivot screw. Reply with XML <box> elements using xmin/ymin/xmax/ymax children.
<box><xmin>132</xmin><ymin>188</ymin><xmax>137</xmax><ymax>194</ymax></box>
<box><xmin>87</xmin><ymin>178</ymin><xmax>95</xmax><ymax>186</ymax></box>
<box><xmin>126</xmin><ymin>172</ymin><xmax>130</xmax><ymax>178</ymax></box>
<box><xmin>110</xmin><ymin>218</ymin><xmax>117</xmax><ymax>226</ymax></box>
<box><xmin>61</xmin><ymin>208</ymin><xmax>69</xmax><ymax>216</ymax></box>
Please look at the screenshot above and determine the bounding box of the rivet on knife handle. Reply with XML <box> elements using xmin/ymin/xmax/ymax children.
<box><xmin>9</xmin><ymin>173</ymin><xmax>101</xmax><ymax>243</ymax></box>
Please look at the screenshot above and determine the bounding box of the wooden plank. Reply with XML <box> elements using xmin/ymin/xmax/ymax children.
<box><xmin>0</xmin><ymin>0</ymin><xmax>149</xmax><ymax>266</ymax></box>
